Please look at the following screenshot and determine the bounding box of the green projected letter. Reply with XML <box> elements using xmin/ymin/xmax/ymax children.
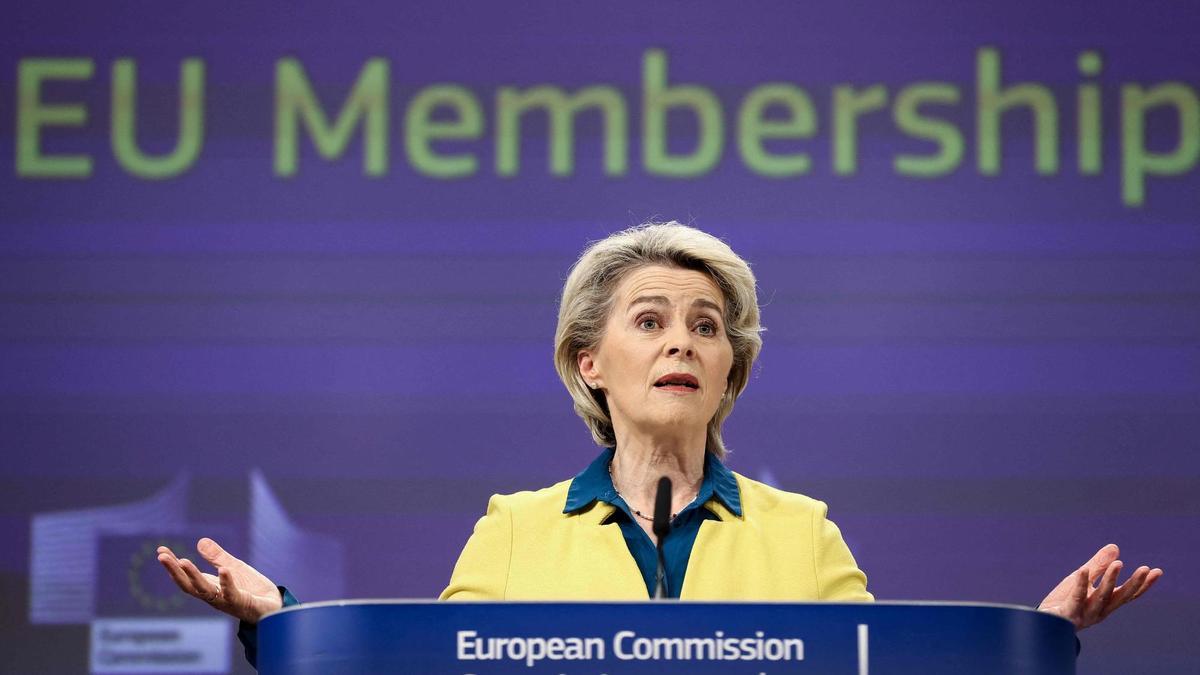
<box><xmin>737</xmin><ymin>84</ymin><xmax>816</xmax><ymax>177</ymax></box>
<box><xmin>16</xmin><ymin>58</ymin><xmax>94</xmax><ymax>178</ymax></box>
<box><xmin>893</xmin><ymin>83</ymin><xmax>964</xmax><ymax>177</ymax></box>
<box><xmin>405</xmin><ymin>85</ymin><xmax>483</xmax><ymax>178</ymax></box>
<box><xmin>496</xmin><ymin>85</ymin><xmax>627</xmax><ymax>177</ymax></box>
<box><xmin>111</xmin><ymin>59</ymin><xmax>205</xmax><ymax>179</ymax></box>
<box><xmin>274</xmin><ymin>58</ymin><xmax>389</xmax><ymax>176</ymax></box>
<box><xmin>832</xmin><ymin>84</ymin><xmax>887</xmax><ymax>175</ymax></box>
<box><xmin>642</xmin><ymin>50</ymin><xmax>724</xmax><ymax>177</ymax></box>
<box><xmin>977</xmin><ymin>47</ymin><xmax>1060</xmax><ymax>175</ymax></box>
<box><xmin>1121</xmin><ymin>82</ymin><xmax>1200</xmax><ymax>207</ymax></box>
<box><xmin>1077</xmin><ymin>50</ymin><xmax>1103</xmax><ymax>175</ymax></box>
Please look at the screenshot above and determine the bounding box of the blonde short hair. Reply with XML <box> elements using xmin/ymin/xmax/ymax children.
<box><xmin>553</xmin><ymin>222</ymin><xmax>762</xmax><ymax>459</ymax></box>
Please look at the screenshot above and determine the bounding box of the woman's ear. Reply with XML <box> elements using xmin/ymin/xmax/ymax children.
<box><xmin>578</xmin><ymin>350</ymin><xmax>601</xmax><ymax>388</ymax></box>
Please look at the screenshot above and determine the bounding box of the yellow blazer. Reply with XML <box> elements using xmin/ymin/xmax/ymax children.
<box><xmin>440</xmin><ymin>472</ymin><xmax>873</xmax><ymax>602</ymax></box>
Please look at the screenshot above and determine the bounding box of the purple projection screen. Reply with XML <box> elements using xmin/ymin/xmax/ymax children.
<box><xmin>2</xmin><ymin>2</ymin><xmax>1197</xmax><ymax>673</ymax></box>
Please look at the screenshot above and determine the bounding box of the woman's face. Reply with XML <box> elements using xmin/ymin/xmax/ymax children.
<box><xmin>578</xmin><ymin>265</ymin><xmax>734</xmax><ymax>444</ymax></box>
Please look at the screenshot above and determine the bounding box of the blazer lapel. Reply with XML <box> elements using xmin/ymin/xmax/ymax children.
<box><xmin>570</xmin><ymin>501</ymin><xmax>647</xmax><ymax>599</ymax></box>
<box><xmin>679</xmin><ymin>500</ymin><xmax>748</xmax><ymax>600</ymax></box>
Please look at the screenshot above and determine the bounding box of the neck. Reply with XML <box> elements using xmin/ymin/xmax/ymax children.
<box><xmin>609</xmin><ymin>430</ymin><xmax>705</xmax><ymax>516</ymax></box>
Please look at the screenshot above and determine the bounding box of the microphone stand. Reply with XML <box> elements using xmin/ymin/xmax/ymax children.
<box><xmin>652</xmin><ymin>476</ymin><xmax>673</xmax><ymax>599</ymax></box>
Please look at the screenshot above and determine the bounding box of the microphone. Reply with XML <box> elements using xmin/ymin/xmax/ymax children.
<box><xmin>652</xmin><ymin>476</ymin><xmax>672</xmax><ymax>599</ymax></box>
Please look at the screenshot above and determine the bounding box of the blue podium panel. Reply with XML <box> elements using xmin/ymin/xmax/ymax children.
<box><xmin>258</xmin><ymin>601</ymin><xmax>1075</xmax><ymax>675</ymax></box>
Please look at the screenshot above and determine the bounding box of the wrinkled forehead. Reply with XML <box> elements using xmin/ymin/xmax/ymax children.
<box><xmin>610</xmin><ymin>264</ymin><xmax>726</xmax><ymax>313</ymax></box>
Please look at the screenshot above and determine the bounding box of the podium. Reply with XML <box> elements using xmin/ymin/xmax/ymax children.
<box><xmin>258</xmin><ymin>600</ymin><xmax>1076</xmax><ymax>674</ymax></box>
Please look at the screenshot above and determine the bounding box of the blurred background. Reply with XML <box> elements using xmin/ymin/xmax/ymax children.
<box><xmin>2</xmin><ymin>2</ymin><xmax>1197</xmax><ymax>673</ymax></box>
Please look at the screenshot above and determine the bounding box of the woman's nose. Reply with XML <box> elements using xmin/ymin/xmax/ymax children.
<box><xmin>665</xmin><ymin>324</ymin><xmax>695</xmax><ymax>358</ymax></box>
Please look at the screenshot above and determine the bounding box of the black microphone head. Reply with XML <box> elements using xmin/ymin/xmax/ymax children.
<box><xmin>652</xmin><ymin>476</ymin><xmax>673</xmax><ymax>540</ymax></box>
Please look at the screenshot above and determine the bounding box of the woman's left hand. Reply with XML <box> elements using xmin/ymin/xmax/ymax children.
<box><xmin>1037</xmin><ymin>543</ymin><xmax>1163</xmax><ymax>631</ymax></box>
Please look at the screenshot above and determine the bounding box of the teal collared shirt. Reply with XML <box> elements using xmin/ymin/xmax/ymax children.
<box><xmin>563</xmin><ymin>447</ymin><xmax>743</xmax><ymax>598</ymax></box>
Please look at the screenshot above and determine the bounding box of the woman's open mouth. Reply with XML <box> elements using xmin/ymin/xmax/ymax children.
<box><xmin>653</xmin><ymin>373</ymin><xmax>700</xmax><ymax>392</ymax></box>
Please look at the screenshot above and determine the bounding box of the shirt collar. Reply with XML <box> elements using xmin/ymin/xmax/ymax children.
<box><xmin>563</xmin><ymin>447</ymin><xmax>743</xmax><ymax>518</ymax></box>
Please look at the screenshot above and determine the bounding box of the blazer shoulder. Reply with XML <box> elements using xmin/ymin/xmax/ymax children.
<box><xmin>730</xmin><ymin>471</ymin><xmax>828</xmax><ymax>517</ymax></box>
<box><xmin>488</xmin><ymin>478</ymin><xmax>574</xmax><ymax>517</ymax></box>
<box><xmin>440</xmin><ymin>478</ymin><xmax>576</xmax><ymax>601</ymax></box>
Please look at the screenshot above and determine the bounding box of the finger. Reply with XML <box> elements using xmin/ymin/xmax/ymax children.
<box><xmin>1131</xmin><ymin>568</ymin><xmax>1163</xmax><ymax>601</ymax></box>
<box><xmin>1085</xmin><ymin>560</ymin><xmax>1122</xmax><ymax>625</ymax></box>
<box><xmin>1069</xmin><ymin>567</ymin><xmax>1089</xmax><ymax>606</ymax></box>
<box><xmin>1085</xmin><ymin>544</ymin><xmax>1119</xmax><ymax>584</ymax></box>
<box><xmin>1102</xmin><ymin>566</ymin><xmax>1149</xmax><ymax>618</ymax></box>
<box><xmin>196</xmin><ymin>537</ymin><xmax>239</xmax><ymax>569</ymax></box>
<box><xmin>1058</xmin><ymin>568</ymin><xmax>1089</xmax><ymax>628</ymax></box>
<box><xmin>157</xmin><ymin>553</ymin><xmax>200</xmax><ymax>596</ymax></box>
<box><xmin>218</xmin><ymin>567</ymin><xmax>247</xmax><ymax>609</ymax></box>
<box><xmin>178</xmin><ymin>558</ymin><xmax>220</xmax><ymax>602</ymax></box>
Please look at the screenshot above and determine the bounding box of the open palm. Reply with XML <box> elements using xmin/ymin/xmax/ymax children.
<box><xmin>157</xmin><ymin>537</ymin><xmax>283</xmax><ymax>624</ymax></box>
<box><xmin>1037</xmin><ymin>543</ymin><xmax>1162</xmax><ymax>631</ymax></box>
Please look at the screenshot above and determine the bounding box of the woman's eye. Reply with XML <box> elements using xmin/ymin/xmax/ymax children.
<box><xmin>696</xmin><ymin>321</ymin><xmax>716</xmax><ymax>336</ymax></box>
<box><xmin>639</xmin><ymin>318</ymin><xmax>659</xmax><ymax>330</ymax></box>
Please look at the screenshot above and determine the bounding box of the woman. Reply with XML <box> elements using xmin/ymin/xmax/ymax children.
<box><xmin>158</xmin><ymin>223</ymin><xmax>1162</xmax><ymax>661</ymax></box>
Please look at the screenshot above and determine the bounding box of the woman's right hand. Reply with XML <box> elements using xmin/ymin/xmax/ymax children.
<box><xmin>157</xmin><ymin>537</ymin><xmax>283</xmax><ymax>624</ymax></box>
